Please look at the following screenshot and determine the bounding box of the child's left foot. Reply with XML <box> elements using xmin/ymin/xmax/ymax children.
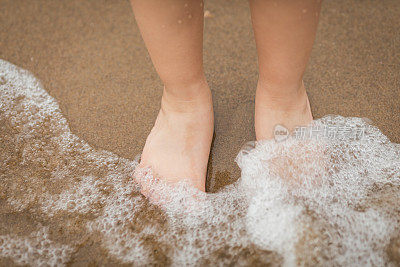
<box><xmin>255</xmin><ymin>81</ymin><xmax>313</xmax><ymax>141</ymax></box>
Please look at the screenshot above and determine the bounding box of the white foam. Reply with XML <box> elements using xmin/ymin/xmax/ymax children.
<box><xmin>0</xmin><ymin>227</ymin><xmax>74</xmax><ymax>266</ymax></box>
<box><xmin>1</xmin><ymin>59</ymin><xmax>400</xmax><ymax>266</ymax></box>
<box><xmin>41</xmin><ymin>175</ymin><xmax>106</xmax><ymax>216</ymax></box>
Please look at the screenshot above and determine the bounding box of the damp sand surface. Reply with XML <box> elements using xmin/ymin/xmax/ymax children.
<box><xmin>1</xmin><ymin>0</ymin><xmax>400</xmax><ymax>265</ymax></box>
<box><xmin>1</xmin><ymin>60</ymin><xmax>400</xmax><ymax>265</ymax></box>
<box><xmin>0</xmin><ymin>0</ymin><xmax>399</xmax><ymax>191</ymax></box>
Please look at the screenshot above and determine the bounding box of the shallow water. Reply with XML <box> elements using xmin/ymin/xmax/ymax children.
<box><xmin>0</xmin><ymin>59</ymin><xmax>399</xmax><ymax>266</ymax></box>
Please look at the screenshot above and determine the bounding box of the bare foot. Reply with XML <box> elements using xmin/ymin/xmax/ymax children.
<box><xmin>255</xmin><ymin>81</ymin><xmax>313</xmax><ymax>141</ymax></box>
<box><xmin>135</xmin><ymin>83</ymin><xmax>214</xmax><ymax>192</ymax></box>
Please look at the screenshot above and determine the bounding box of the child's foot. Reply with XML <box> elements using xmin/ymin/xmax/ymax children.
<box><xmin>255</xmin><ymin>81</ymin><xmax>313</xmax><ymax>141</ymax></box>
<box><xmin>135</xmin><ymin>84</ymin><xmax>214</xmax><ymax>192</ymax></box>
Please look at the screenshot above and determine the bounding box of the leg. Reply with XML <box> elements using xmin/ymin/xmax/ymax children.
<box><xmin>249</xmin><ymin>0</ymin><xmax>322</xmax><ymax>140</ymax></box>
<box><xmin>131</xmin><ymin>0</ymin><xmax>213</xmax><ymax>191</ymax></box>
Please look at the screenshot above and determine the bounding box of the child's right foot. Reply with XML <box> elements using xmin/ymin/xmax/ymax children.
<box><xmin>135</xmin><ymin>83</ymin><xmax>214</xmax><ymax>192</ymax></box>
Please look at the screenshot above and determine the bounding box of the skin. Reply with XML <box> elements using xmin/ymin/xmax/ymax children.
<box><xmin>130</xmin><ymin>0</ymin><xmax>321</xmax><ymax>192</ymax></box>
<box><xmin>130</xmin><ymin>0</ymin><xmax>213</xmax><ymax>191</ymax></box>
<box><xmin>250</xmin><ymin>0</ymin><xmax>322</xmax><ymax>140</ymax></box>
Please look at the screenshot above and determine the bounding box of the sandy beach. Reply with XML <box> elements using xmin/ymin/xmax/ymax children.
<box><xmin>1</xmin><ymin>0</ymin><xmax>399</xmax><ymax>191</ymax></box>
<box><xmin>1</xmin><ymin>1</ymin><xmax>400</xmax><ymax>266</ymax></box>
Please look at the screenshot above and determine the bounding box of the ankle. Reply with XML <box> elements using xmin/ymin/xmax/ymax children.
<box><xmin>163</xmin><ymin>76</ymin><xmax>210</xmax><ymax>100</ymax></box>
<box><xmin>161</xmin><ymin>80</ymin><xmax>213</xmax><ymax>113</ymax></box>
<box><xmin>255</xmin><ymin>80</ymin><xmax>309</xmax><ymax>111</ymax></box>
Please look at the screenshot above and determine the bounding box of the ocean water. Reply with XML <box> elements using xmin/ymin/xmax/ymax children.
<box><xmin>0</xmin><ymin>59</ymin><xmax>399</xmax><ymax>266</ymax></box>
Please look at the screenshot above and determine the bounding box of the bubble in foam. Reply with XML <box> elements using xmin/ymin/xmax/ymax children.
<box><xmin>1</xmin><ymin>58</ymin><xmax>400</xmax><ymax>266</ymax></box>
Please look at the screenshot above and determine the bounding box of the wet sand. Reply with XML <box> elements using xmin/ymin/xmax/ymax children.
<box><xmin>1</xmin><ymin>0</ymin><xmax>399</xmax><ymax>193</ymax></box>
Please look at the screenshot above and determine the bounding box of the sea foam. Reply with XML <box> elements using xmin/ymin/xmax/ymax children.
<box><xmin>1</xmin><ymin>59</ymin><xmax>399</xmax><ymax>266</ymax></box>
